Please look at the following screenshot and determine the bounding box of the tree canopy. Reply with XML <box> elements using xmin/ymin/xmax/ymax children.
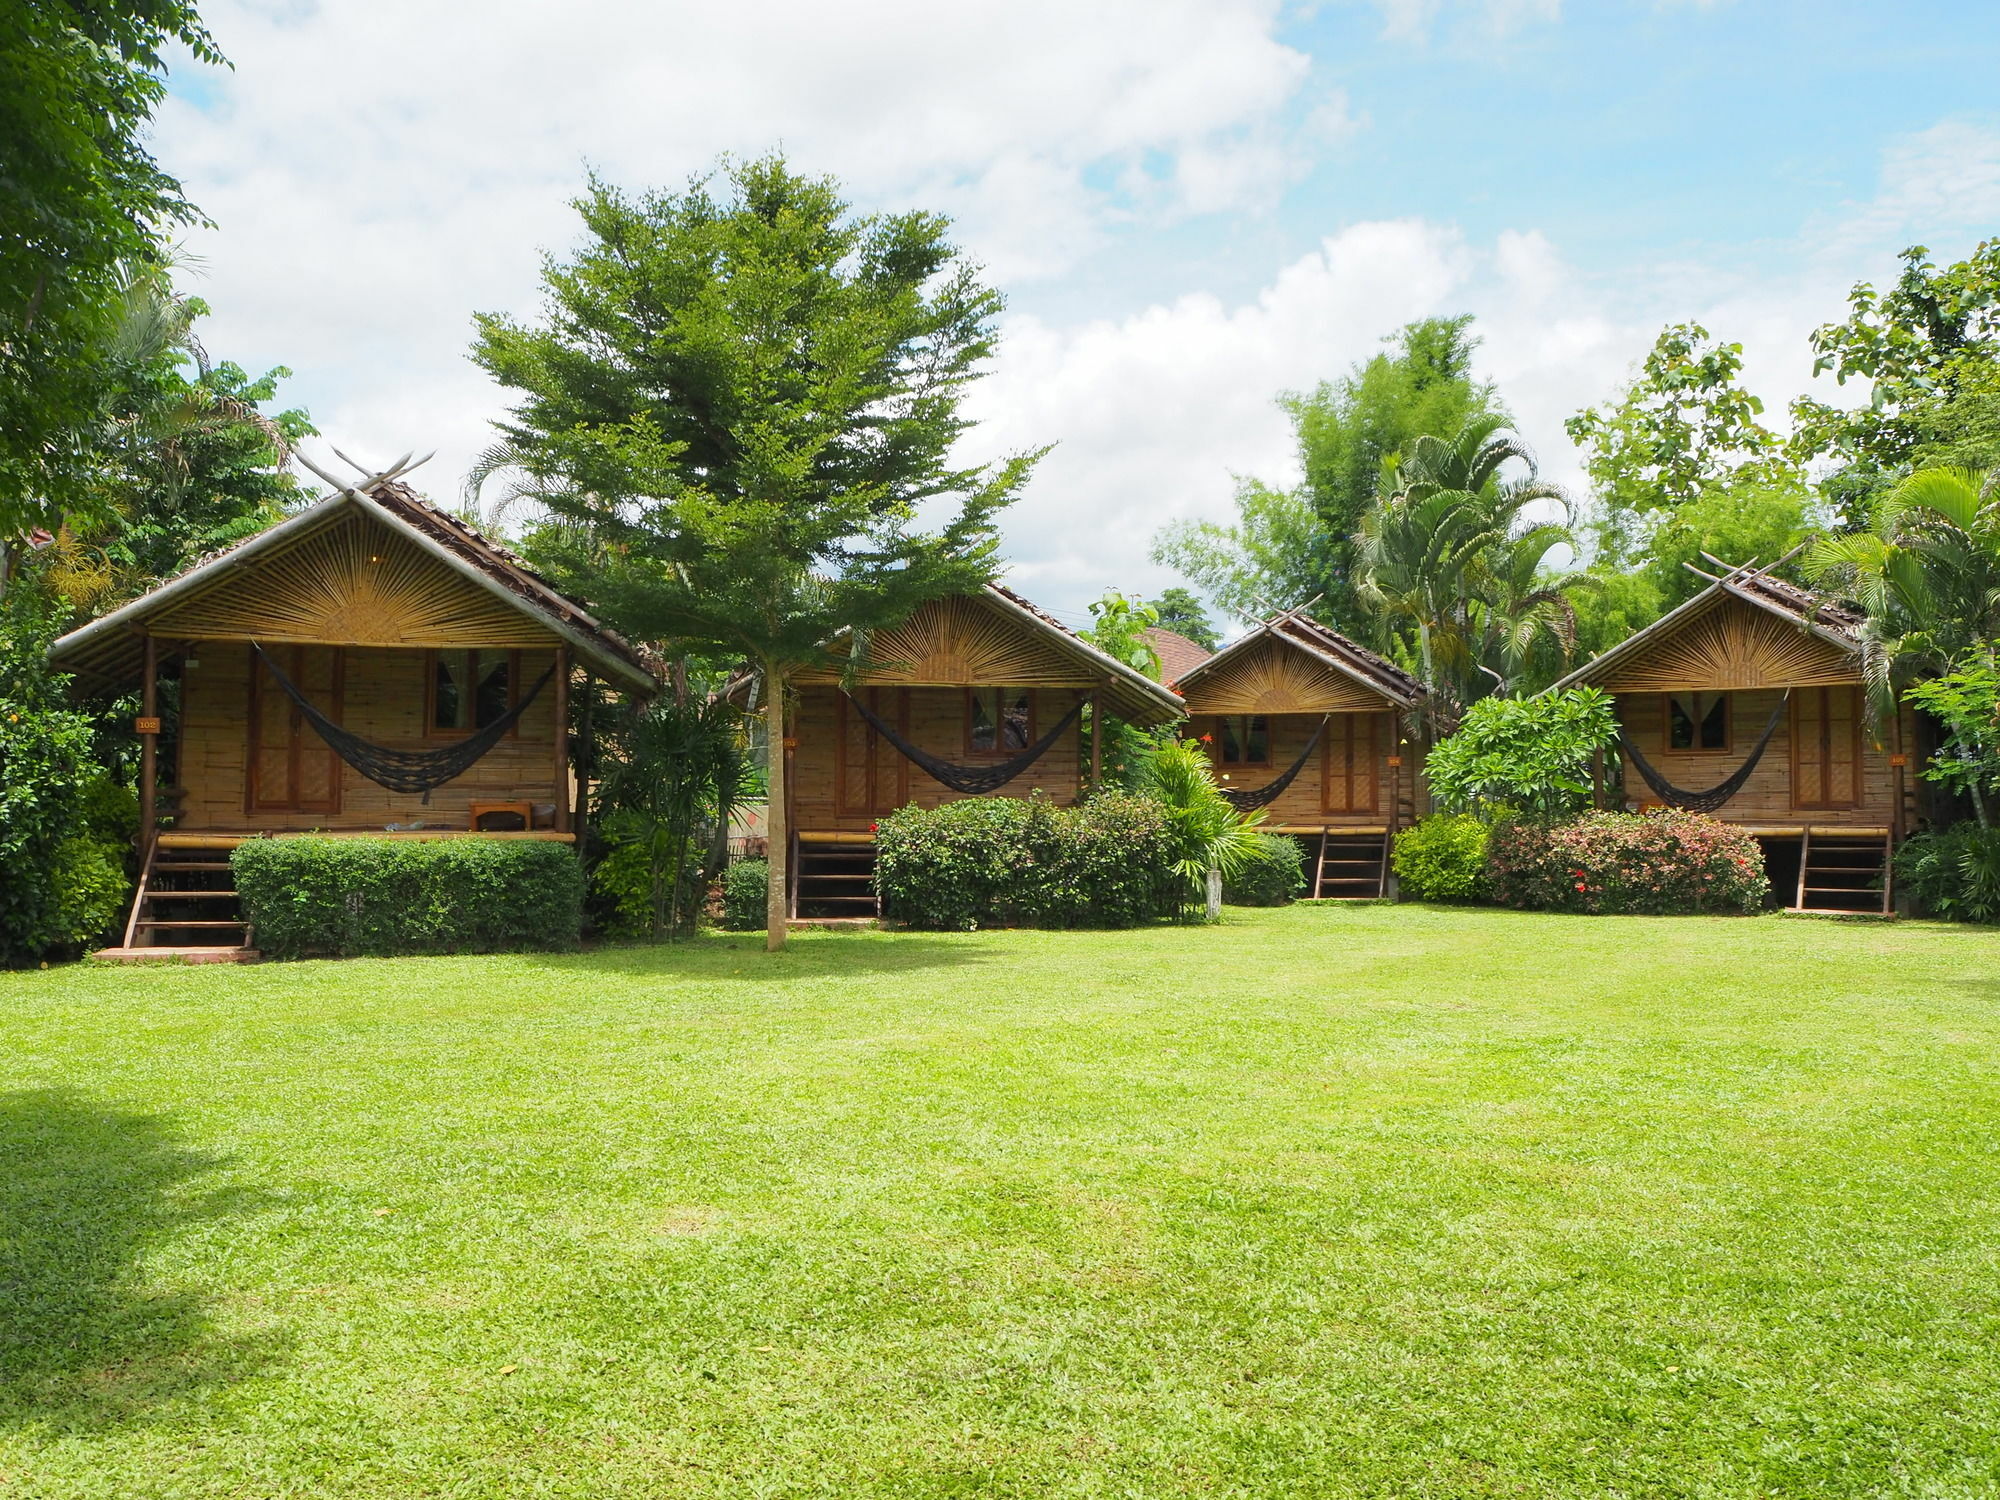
<box><xmin>1791</xmin><ymin>241</ymin><xmax>2000</xmax><ymax>525</ymax></box>
<box><xmin>1144</xmin><ymin>586</ymin><xmax>1219</xmax><ymax>650</ymax></box>
<box><xmin>0</xmin><ymin>1</ymin><xmax>222</xmax><ymax>528</ymax></box>
<box><xmin>1153</xmin><ymin>316</ymin><xmax>1501</xmax><ymax>635</ymax></box>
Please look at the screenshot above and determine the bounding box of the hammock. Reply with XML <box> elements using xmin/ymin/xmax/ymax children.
<box><xmin>842</xmin><ymin>689</ymin><xmax>1087</xmax><ymax>796</ymax></box>
<box><xmin>252</xmin><ymin>642</ymin><xmax>556</xmax><ymax>803</ymax></box>
<box><xmin>1617</xmin><ymin>690</ymin><xmax>1790</xmax><ymax>815</ymax></box>
<box><xmin>1219</xmin><ymin>716</ymin><xmax>1330</xmax><ymax>812</ymax></box>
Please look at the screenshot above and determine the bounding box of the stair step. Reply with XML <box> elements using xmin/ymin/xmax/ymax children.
<box><xmin>801</xmin><ymin>874</ymin><xmax>874</xmax><ymax>882</ymax></box>
<box><xmin>154</xmin><ymin>861</ymin><xmax>232</xmax><ymax>871</ymax></box>
<box><xmin>136</xmin><ymin>919</ymin><xmax>247</xmax><ymax>930</ymax></box>
<box><xmin>149</xmin><ymin>889</ymin><xmax>239</xmax><ymax>899</ymax></box>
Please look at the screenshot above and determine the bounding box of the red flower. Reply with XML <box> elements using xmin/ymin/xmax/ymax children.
<box><xmin>1575</xmin><ymin>881</ymin><xmax>1587</xmax><ymax>892</ymax></box>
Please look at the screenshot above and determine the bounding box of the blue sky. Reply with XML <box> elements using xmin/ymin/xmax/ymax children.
<box><xmin>159</xmin><ymin>0</ymin><xmax>2000</xmax><ymax>626</ymax></box>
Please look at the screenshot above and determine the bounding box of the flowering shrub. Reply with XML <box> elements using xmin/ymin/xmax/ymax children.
<box><xmin>1392</xmin><ymin>813</ymin><xmax>1491</xmax><ymax>902</ymax></box>
<box><xmin>1485</xmin><ymin>810</ymin><xmax>1768</xmax><ymax>915</ymax></box>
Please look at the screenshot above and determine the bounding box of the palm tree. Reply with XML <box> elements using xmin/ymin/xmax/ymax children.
<box><xmin>1355</xmin><ymin>416</ymin><xmax>1588</xmax><ymax>728</ymax></box>
<box><xmin>1803</xmin><ymin>465</ymin><xmax>2000</xmax><ymax>712</ymax></box>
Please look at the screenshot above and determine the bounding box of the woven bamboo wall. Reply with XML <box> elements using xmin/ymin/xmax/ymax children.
<box><xmin>1595</xmin><ymin>595</ymin><xmax>1861</xmax><ymax>692</ymax></box>
<box><xmin>1189</xmin><ymin>711</ymin><xmax>1413</xmax><ymax>828</ymax></box>
<box><xmin>1613</xmin><ymin>687</ymin><xmax>1911</xmax><ymax>828</ymax></box>
<box><xmin>791</xmin><ymin>685</ymin><xmax>1084</xmax><ymax>831</ymax></box>
<box><xmin>152</xmin><ymin>512</ymin><xmax>553</xmax><ymax>649</ymax></box>
<box><xmin>796</xmin><ymin>596</ymin><xmax>1101</xmax><ymax>688</ymax></box>
<box><xmin>1181</xmin><ymin>635</ymin><xmax>1391</xmax><ymax>714</ymax></box>
<box><xmin>175</xmin><ymin>642</ymin><xmax>564</xmax><ymax>832</ymax></box>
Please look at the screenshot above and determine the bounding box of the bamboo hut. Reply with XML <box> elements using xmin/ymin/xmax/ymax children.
<box><xmin>48</xmin><ymin>463</ymin><xmax>658</xmax><ymax>960</ymax></box>
<box><xmin>1174</xmin><ymin>608</ymin><xmax>1426</xmax><ymax>898</ymax></box>
<box><xmin>777</xmin><ymin>585</ymin><xmax>1184</xmax><ymax>917</ymax></box>
<box><xmin>1552</xmin><ymin>560</ymin><xmax>1917</xmax><ymax>913</ymax></box>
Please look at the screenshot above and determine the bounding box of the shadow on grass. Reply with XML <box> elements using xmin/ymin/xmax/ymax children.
<box><xmin>526</xmin><ymin>929</ymin><xmax>994</xmax><ymax>981</ymax></box>
<box><xmin>0</xmin><ymin>1090</ymin><xmax>271</xmax><ymax>1428</ymax></box>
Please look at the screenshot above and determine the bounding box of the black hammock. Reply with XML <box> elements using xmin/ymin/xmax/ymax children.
<box><xmin>842</xmin><ymin>689</ymin><xmax>1087</xmax><ymax>796</ymax></box>
<box><xmin>1219</xmin><ymin>715</ymin><xmax>1330</xmax><ymax>812</ymax></box>
<box><xmin>252</xmin><ymin>641</ymin><xmax>556</xmax><ymax>803</ymax></box>
<box><xmin>1617</xmin><ymin>689</ymin><xmax>1790</xmax><ymax>815</ymax></box>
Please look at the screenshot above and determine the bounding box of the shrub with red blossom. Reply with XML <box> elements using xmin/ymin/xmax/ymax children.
<box><xmin>1485</xmin><ymin>810</ymin><xmax>1769</xmax><ymax>916</ymax></box>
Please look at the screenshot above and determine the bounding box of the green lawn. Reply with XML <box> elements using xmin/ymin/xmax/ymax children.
<box><xmin>3</xmin><ymin>908</ymin><xmax>1999</xmax><ymax>1497</ymax></box>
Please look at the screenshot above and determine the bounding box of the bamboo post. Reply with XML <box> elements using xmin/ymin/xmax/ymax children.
<box><xmin>552</xmin><ymin>646</ymin><xmax>571</xmax><ymax>833</ymax></box>
<box><xmin>139</xmin><ymin>634</ymin><xmax>159</xmax><ymax>863</ymax></box>
<box><xmin>1890</xmin><ymin>710</ymin><xmax>1907</xmax><ymax>847</ymax></box>
<box><xmin>1089</xmin><ymin>686</ymin><xmax>1103</xmax><ymax>791</ymax></box>
<box><xmin>575</xmin><ymin>672</ymin><xmax>593</xmax><ymax>830</ymax></box>
<box><xmin>765</xmin><ymin>670</ymin><xmax>789</xmax><ymax>951</ymax></box>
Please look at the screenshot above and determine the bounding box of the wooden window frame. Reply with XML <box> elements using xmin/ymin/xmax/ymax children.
<box><xmin>246</xmin><ymin>642</ymin><xmax>345</xmax><ymax>815</ymax></box>
<box><xmin>964</xmin><ymin>685</ymin><xmax>1035</xmax><ymax>758</ymax></box>
<box><xmin>425</xmin><ymin>648</ymin><xmax>525</xmax><ymax>741</ymax></box>
<box><xmin>1214</xmin><ymin>713</ymin><xmax>1273</xmax><ymax>768</ymax></box>
<box><xmin>1663</xmin><ymin>691</ymin><xmax>1732</xmax><ymax>754</ymax></box>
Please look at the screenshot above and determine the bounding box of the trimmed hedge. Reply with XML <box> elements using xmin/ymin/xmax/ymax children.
<box><xmin>875</xmin><ymin>793</ymin><xmax>1180</xmax><ymax>931</ymax></box>
<box><xmin>1223</xmin><ymin>833</ymin><xmax>1306</xmax><ymax>906</ymax></box>
<box><xmin>233</xmin><ymin>837</ymin><xmax>583</xmax><ymax>959</ymax></box>
<box><xmin>721</xmin><ymin>858</ymin><xmax>769</xmax><ymax>931</ymax></box>
<box><xmin>1392</xmin><ymin>813</ymin><xmax>1491</xmax><ymax>902</ymax></box>
<box><xmin>1486</xmin><ymin>810</ymin><xmax>1768</xmax><ymax>916</ymax></box>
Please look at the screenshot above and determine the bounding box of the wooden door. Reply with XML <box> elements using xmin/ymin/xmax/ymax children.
<box><xmin>1321</xmin><ymin>712</ymin><xmax>1380</xmax><ymax>816</ymax></box>
<box><xmin>1790</xmin><ymin>686</ymin><xmax>1861</xmax><ymax>811</ymax></box>
<box><xmin>248</xmin><ymin>645</ymin><xmax>344</xmax><ymax>814</ymax></box>
<box><xmin>836</xmin><ymin>687</ymin><xmax>910</xmax><ymax>817</ymax></box>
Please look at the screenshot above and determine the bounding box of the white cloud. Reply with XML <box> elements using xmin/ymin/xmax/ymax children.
<box><xmin>1359</xmin><ymin>0</ymin><xmax>1561</xmax><ymax>45</ymax></box>
<box><xmin>155</xmin><ymin>0</ymin><xmax>1316</xmax><ymax>578</ymax></box>
<box><xmin>151</xmin><ymin>4</ymin><xmax>2000</xmax><ymax>626</ymax></box>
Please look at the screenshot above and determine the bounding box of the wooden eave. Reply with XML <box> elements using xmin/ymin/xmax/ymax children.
<box><xmin>1176</xmin><ymin>611</ymin><xmax>1423</xmax><ymax>713</ymax></box>
<box><xmin>775</xmin><ymin>584</ymin><xmax>1184</xmax><ymax>726</ymax></box>
<box><xmin>46</xmin><ymin>483</ymin><xmax>660</xmax><ymax>694</ymax></box>
<box><xmin>1553</xmin><ymin>573</ymin><xmax>1863</xmax><ymax>694</ymax></box>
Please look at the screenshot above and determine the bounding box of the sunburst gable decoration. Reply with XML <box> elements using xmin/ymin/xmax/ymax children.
<box><xmin>1181</xmin><ymin>634</ymin><xmax>1389</xmax><ymax>714</ymax></box>
<box><xmin>151</xmin><ymin>512</ymin><xmax>554</xmax><ymax>649</ymax></box>
<box><xmin>798</xmin><ymin>596</ymin><xmax>1093</xmax><ymax>686</ymax></box>
<box><xmin>1595</xmin><ymin>594</ymin><xmax>1859</xmax><ymax>692</ymax></box>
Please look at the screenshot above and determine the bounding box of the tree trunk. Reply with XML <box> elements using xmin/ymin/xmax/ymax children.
<box><xmin>765</xmin><ymin>665</ymin><xmax>789</xmax><ymax>952</ymax></box>
<box><xmin>1205</xmin><ymin>866</ymin><xmax>1223</xmax><ymax>922</ymax></box>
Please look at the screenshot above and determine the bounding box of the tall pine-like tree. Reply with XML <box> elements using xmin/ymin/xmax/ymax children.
<box><xmin>471</xmin><ymin>156</ymin><xmax>1042</xmax><ymax>950</ymax></box>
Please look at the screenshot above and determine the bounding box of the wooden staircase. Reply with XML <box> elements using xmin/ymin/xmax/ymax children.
<box><xmin>789</xmin><ymin>833</ymin><xmax>880</xmax><ymax>923</ymax></box>
<box><xmin>97</xmin><ymin>836</ymin><xmax>259</xmax><ymax>962</ymax></box>
<box><xmin>1791</xmin><ymin>827</ymin><xmax>1893</xmax><ymax>915</ymax></box>
<box><xmin>1306</xmin><ymin>828</ymin><xmax>1392</xmax><ymax>900</ymax></box>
